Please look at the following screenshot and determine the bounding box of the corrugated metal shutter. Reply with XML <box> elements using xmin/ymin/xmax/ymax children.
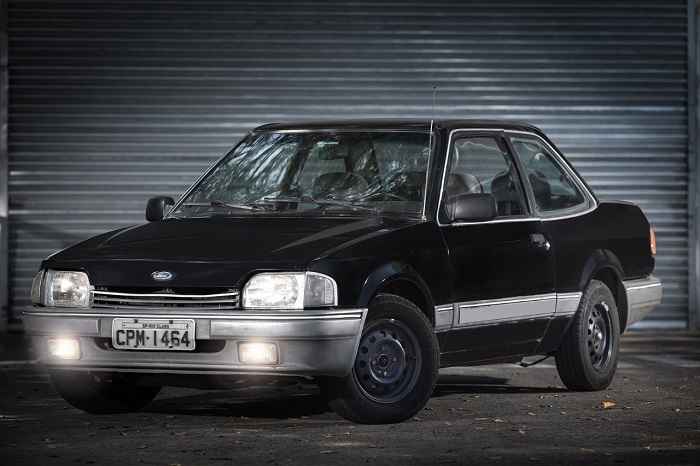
<box><xmin>7</xmin><ymin>0</ymin><xmax>688</xmax><ymax>327</ymax></box>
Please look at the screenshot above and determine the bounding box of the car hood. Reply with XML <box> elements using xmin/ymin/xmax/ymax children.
<box><xmin>44</xmin><ymin>216</ymin><xmax>415</xmax><ymax>288</ymax></box>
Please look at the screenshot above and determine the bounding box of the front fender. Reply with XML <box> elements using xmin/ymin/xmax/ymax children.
<box><xmin>358</xmin><ymin>261</ymin><xmax>435</xmax><ymax>312</ymax></box>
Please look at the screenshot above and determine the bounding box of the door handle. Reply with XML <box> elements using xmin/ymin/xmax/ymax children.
<box><xmin>529</xmin><ymin>233</ymin><xmax>551</xmax><ymax>251</ymax></box>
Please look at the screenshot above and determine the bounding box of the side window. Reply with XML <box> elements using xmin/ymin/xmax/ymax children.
<box><xmin>509</xmin><ymin>136</ymin><xmax>586</xmax><ymax>213</ymax></box>
<box><xmin>442</xmin><ymin>136</ymin><xmax>528</xmax><ymax>220</ymax></box>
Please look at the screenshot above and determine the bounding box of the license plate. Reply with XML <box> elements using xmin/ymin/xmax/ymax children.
<box><xmin>111</xmin><ymin>318</ymin><xmax>196</xmax><ymax>351</ymax></box>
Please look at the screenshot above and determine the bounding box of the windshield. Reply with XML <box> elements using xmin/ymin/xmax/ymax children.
<box><xmin>170</xmin><ymin>130</ymin><xmax>432</xmax><ymax>218</ymax></box>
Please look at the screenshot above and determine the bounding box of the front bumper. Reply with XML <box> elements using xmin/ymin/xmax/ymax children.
<box><xmin>23</xmin><ymin>307</ymin><xmax>368</xmax><ymax>377</ymax></box>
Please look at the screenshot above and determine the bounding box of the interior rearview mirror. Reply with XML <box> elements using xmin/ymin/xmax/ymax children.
<box><xmin>146</xmin><ymin>196</ymin><xmax>175</xmax><ymax>222</ymax></box>
<box><xmin>445</xmin><ymin>193</ymin><xmax>498</xmax><ymax>223</ymax></box>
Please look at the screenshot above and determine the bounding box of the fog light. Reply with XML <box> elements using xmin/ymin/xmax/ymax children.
<box><xmin>238</xmin><ymin>342</ymin><xmax>278</xmax><ymax>365</ymax></box>
<box><xmin>47</xmin><ymin>337</ymin><xmax>81</xmax><ymax>360</ymax></box>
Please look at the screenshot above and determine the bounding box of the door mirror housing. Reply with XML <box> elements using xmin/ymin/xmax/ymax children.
<box><xmin>445</xmin><ymin>193</ymin><xmax>498</xmax><ymax>223</ymax></box>
<box><xmin>146</xmin><ymin>196</ymin><xmax>175</xmax><ymax>221</ymax></box>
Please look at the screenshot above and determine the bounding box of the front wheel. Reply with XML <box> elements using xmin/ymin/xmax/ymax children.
<box><xmin>324</xmin><ymin>294</ymin><xmax>439</xmax><ymax>424</ymax></box>
<box><xmin>555</xmin><ymin>279</ymin><xmax>621</xmax><ymax>391</ymax></box>
<box><xmin>50</xmin><ymin>370</ymin><xmax>161</xmax><ymax>414</ymax></box>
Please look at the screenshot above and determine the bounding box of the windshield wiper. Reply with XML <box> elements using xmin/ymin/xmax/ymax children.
<box><xmin>258</xmin><ymin>195</ymin><xmax>378</xmax><ymax>213</ymax></box>
<box><xmin>181</xmin><ymin>200</ymin><xmax>263</xmax><ymax>211</ymax></box>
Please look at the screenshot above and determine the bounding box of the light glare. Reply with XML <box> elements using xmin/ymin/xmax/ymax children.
<box><xmin>242</xmin><ymin>273</ymin><xmax>304</xmax><ymax>309</ymax></box>
<box><xmin>47</xmin><ymin>337</ymin><xmax>81</xmax><ymax>360</ymax></box>
<box><xmin>46</xmin><ymin>270</ymin><xmax>91</xmax><ymax>308</ymax></box>
<box><xmin>242</xmin><ymin>272</ymin><xmax>337</xmax><ymax>309</ymax></box>
<box><xmin>238</xmin><ymin>342</ymin><xmax>278</xmax><ymax>365</ymax></box>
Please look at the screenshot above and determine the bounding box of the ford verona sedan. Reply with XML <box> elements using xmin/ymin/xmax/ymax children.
<box><xmin>24</xmin><ymin>120</ymin><xmax>663</xmax><ymax>424</ymax></box>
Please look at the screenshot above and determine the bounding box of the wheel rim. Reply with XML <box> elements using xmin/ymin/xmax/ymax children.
<box><xmin>353</xmin><ymin>318</ymin><xmax>422</xmax><ymax>404</ymax></box>
<box><xmin>586</xmin><ymin>300</ymin><xmax>613</xmax><ymax>371</ymax></box>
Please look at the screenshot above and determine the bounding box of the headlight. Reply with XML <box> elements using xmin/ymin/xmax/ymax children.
<box><xmin>242</xmin><ymin>272</ymin><xmax>337</xmax><ymax>309</ymax></box>
<box><xmin>37</xmin><ymin>270</ymin><xmax>92</xmax><ymax>308</ymax></box>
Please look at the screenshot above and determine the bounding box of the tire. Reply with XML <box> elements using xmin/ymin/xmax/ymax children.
<box><xmin>324</xmin><ymin>294</ymin><xmax>439</xmax><ymax>424</ymax></box>
<box><xmin>50</xmin><ymin>370</ymin><xmax>161</xmax><ymax>414</ymax></box>
<box><xmin>555</xmin><ymin>279</ymin><xmax>621</xmax><ymax>391</ymax></box>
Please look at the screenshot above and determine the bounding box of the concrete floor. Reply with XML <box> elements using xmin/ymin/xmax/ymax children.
<box><xmin>0</xmin><ymin>333</ymin><xmax>698</xmax><ymax>465</ymax></box>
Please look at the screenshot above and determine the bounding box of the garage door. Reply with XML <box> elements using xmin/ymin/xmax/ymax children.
<box><xmin>7</xmin><ymin>0</ymin><xmax>689</xmax><ymax>327</ymax></box>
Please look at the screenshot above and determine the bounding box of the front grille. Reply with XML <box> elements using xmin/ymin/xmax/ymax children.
<box><xmin>92</xmin><ymin>288</ymin><xmax>240</xmax><ymax>310</ymax></box>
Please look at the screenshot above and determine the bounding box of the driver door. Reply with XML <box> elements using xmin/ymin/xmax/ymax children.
<box><xmin>438</xmin><ymin>132</ymin><xmax>556</xmax><ymax>364</ymax></box>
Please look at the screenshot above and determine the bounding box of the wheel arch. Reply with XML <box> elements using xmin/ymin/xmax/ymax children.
<box><xmin>578</xmin><ymin>249</ymin><xmax>629</xmax><ymax>332</ymax></box>
<box><xmin>358</xmin><ymin>261</ymin><xmax>436</xmax><ymax>326</ymax></box>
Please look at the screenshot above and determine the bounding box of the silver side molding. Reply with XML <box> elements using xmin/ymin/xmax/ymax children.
<box><xmin>555</xmin><ymin>292</ymin><xmax>583</xmax><ymax>317</ymax></box>
<box><xmin>624</xmin><ymin>275</ymin><xmax>663</xmax><ymax>327</ymax></box>
<box><xmin>434</xmin><ymin>305</ymin><xmax>454</xmax><ymax>332</ymax></box>
<box><xmin>434</xmin><ymin>292</ymin><xmax>583</xmax><ymax>333</ymax></box>
<box><xmin>433</xmin><ymin>276</ymin><xmax>663</xmax><ymax>333</ymax></box>
<box><xmin>456</xmin><ymin>293</ymin><xmax>555</xmax><ymax>328</ymax></box>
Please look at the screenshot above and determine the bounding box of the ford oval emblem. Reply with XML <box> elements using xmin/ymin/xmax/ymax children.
<box><xmin>151</xmin><ymin>271</ymin><xmax>174</xmax><ymax>281</ymax></box>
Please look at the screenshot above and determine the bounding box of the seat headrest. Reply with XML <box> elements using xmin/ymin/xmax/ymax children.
<box><xmin>445</xmin><ymin>173</ymin><xmax>482</xmax><ymax>198</ymax></box>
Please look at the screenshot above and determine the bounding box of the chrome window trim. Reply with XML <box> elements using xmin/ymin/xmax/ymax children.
<box><xmin>254</xmin><ymin>128</ymin><xmax>430</xmax><ymax>134</ymax></box>
<box><xmin>541</xmin><ymin>204</ymin><xmax>598</xmax><ymax>222</ymax></box>
<box><xmin>437</xmin><ymin>128</ymin><xmax>598</xmax><ymax>227</ymax></box>
<box><xmin>507</xmin><ymin>130</ymin><xmax>596</xmax><ymax>219</ymax></box>
<box><xmin>167</xmin><ymin>132</ymin><xmax>254</xmax><ymax>219</ymax></box>
<box><xmin>444</xmin><ymin>216</ymin><xmax>539</xmax><ymax>227</ymax></box>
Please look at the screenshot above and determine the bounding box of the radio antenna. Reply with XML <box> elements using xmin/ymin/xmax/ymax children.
<box><xmin>428</xmin><ymin>85</ymin><xmax>437</xmax><ymax>155</ymax></box>
<box><xmin>432</xmin><ymin>85</ymin><xmax>438</xmax><ymax>119</ymax></box>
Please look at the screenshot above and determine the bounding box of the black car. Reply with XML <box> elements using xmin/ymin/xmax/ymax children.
<box><xmin>24</xmin><ymin>120</ymin><xmax>662</xmax><ymax>424</ymax></box>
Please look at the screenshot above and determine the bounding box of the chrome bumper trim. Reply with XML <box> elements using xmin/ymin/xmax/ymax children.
<box><xmin>23</xmin><ymin>307</ymin><xmax>368</xmax><ymax>377</ymax></box>
<box><xmin>623</xmin><ymin>275</ymin><xmax>663</xmax><ymax>327</ymax></box>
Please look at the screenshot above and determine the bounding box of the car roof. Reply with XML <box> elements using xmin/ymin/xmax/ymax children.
<box><xmin>254</xmin><ymin>119</ymin><xmax>545</xmax><ymax>135</ymax></box>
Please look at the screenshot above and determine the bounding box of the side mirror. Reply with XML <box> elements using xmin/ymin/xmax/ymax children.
<box><xmin>146</xmin><ymin>196</ymin><xmax>175</xmax><ymax>222</ymax></box>
<box><xmin>445</xmin><ymin>193</ymin><xmax>498</xmax><ymax>223</ymax></box>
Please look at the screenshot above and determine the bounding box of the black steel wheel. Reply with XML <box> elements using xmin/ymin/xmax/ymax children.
<box><xmin>323</xmin><ymin>294</ymin><xmax>439</xmax><ymax>424</ymax></box>
<box><xmin>556</xmin><ymin>279</ymin><xmax>621</xmax><ymax>391</ymax></box>
<box><xmin>353</xmin><ymin>318</ymin><xmax>422</xmax><ymax>404</ymax></box>
<box><xmin>587</xmin><ymin>301</ymin><xmax>614</xmax><ymax>371</ymax></box>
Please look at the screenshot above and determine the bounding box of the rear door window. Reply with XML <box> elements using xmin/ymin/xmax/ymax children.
<box><xmin>509</xmin><ymin>135</ymin><xmax>588</xmax><ymax>215</ymax></box>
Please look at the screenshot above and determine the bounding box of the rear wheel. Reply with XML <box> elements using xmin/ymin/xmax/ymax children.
<box><xmin>50</xmin><ymin>370</ymin><xmax>161</xmax><ymax>414</ymax></box>
<box><xmin>555</xmin><ymin>279</ymin><xmax>620</xmax><ymax>391</ymax></box>
<box><xmin>324</xmin><ymin>294</ymin><xmax>439</xmax><ymax>424</ymax></box>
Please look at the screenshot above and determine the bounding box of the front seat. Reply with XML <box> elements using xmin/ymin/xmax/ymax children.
<box><xmin>529</xmin><ymin>172</ymin><xmax>552</xmax><ymax>211</ymax></box>
<box><xmin>312</xmin><ymin>172</ymin><xmax>369</xmax><ymax>200</ymax></box>
<box><xmin>491</xmin><ymin>171</ymin><xmax>524</xmax><ymax>216</ymax></box>
<box><xmin>445</xmin><ymin>173</ymin><xmax>482</xmax><ymax>199</ymax></box>
<box><xmin>385</xmin><ymin>171</ymin><xmax>425</xmax><ymax>202</ymax></box>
